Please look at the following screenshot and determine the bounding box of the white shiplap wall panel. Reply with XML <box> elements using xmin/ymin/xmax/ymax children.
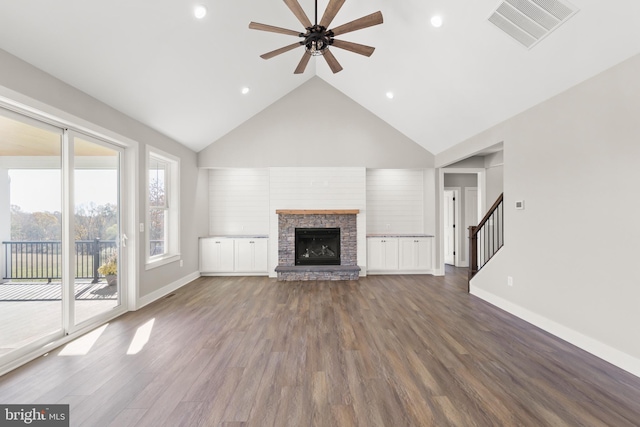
<box><xmin>268</xmin><ymin>167</ymin><xmax>367</xmax><ymax>277</ymax></box>
<box><xmin>367</xmin><ymin>169</ymin><xmax>424</xmax><ymax>234</ymax></box>
<box><xmin>209</xmin><ymin>169</ymin><xmax>269</xmax><ymax>235</ymax></box>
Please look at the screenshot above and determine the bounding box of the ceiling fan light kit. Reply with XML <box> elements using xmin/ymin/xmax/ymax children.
<box><xmin>249</xmin><ymin>0</ymin><xmax>383</xmax><ymax>74</ymax></box>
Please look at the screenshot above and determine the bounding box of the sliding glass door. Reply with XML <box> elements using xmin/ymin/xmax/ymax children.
<box><xmin>0</xmin><ymin>109</ymin><xmax>64</xmax><ymax>357</ymax></box>
<box><xmin>0</xmin><ymin>107</ymin><xmax>127</xmax><ymax>364</ymax></box>
<box><xmin>72</xmin><ymin>134</ymin><xmax>122</xmax><ymax>327</ymax></box>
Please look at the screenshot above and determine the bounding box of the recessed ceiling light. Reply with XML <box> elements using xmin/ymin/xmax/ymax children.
<box><xmin>194</xmin><ymin>5</ymin><xmax>207</xmax><ymax>19</ymax></box>
<box><xmin>386</xmin><ymin>91</ymin><xmax>394</xmax><ymax>99</ymax></box>
<box><xmin>241</xmin><ymin>87</ymin><xmax>250</xmax><ymax>95</ymax></box>
<box><xmin>430</xmin><ymin>15</ymin><xmax>443</xmax><ymax>28</ymax></box>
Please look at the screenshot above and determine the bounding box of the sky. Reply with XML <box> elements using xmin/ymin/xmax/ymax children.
<box><xmin>9</xmin><ymin>169</ymin><xmax>118</xmax><ymax>213</ymax></box>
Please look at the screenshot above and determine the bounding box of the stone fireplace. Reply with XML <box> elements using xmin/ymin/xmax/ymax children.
<box><xmin>275</xmin><ymin>210</ymin><xmax>360</xmax><ymax>281</ymax></box>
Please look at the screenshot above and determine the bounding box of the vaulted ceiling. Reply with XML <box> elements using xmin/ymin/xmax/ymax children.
<box><xmin>0</xmin><ymin>0</ymin><xmax>639</xmax><ymax>155</ymax></box>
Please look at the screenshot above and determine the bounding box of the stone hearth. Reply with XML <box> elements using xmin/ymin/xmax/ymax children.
<box><xmin>275</xmin><ymin>210</ymin><xmax>360</xmax><ymax>281</ymax></box>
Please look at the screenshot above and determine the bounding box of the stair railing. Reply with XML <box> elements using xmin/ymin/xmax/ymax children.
<box><xmin>469</xmin><ymin>193</ymin><xmax>504</xmax><ymax>283</ymax></box>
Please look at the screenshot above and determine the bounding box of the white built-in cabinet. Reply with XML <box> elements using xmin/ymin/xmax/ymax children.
<box><xmin>367</xmin><ymin>236</ymin><xmax>434</xmax><ymax>274</ymax></box>
<box><xmin>200</xmin><ymin>237</ymin><xmax>268</xmax><ymax>275</ymax></box>
<box><xmin>398</xmin><ymin>238</ymin><xmax>433</xmax><ymax>271</ymax></box>
<box><xmin>234</xmin><ymin>238</ymin><xmax>268</xmax><ymax>273</ymax></box>
<box><xmin>367</xmin><ymin>238</ymin><xmax>399</xmax><ymax>271</ymax></box>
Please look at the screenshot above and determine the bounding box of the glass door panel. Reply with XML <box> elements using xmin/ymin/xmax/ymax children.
<box><xmin>72</xmin><ymin>135</ymin><xmax>121</xmax><ymax>326</ymax></box>
<box><xmin>0</xmin><ymin>109</ymin><xmax>64</xmax><ymax>356</ymax></box>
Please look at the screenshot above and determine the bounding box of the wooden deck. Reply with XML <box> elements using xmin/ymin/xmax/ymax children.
<box><xmin>0</xmin><ymin>280</ymin><xmax>117</xmax><ymax>301</ymax></box>
<box><xmin>0</xmin><ymin>267</ymin><xmax>639</xmax><ymax>426</ymax></box>
<box><xmin>0</xmin><ymin>280</ymin><xmax>118</xmax><ymax>355</ymax></box>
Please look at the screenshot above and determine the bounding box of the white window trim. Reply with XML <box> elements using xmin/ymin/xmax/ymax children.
<box><xmin>145</xmin><ymin>145</ymin><xmax>180</xmax><ymax>270</ymax></box>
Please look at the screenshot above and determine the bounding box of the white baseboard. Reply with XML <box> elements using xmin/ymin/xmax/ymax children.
<box><xmin>470</xmin><ymin>286</ymin><xmax>640</xmax><ymax>379</ymax></box>
<box><xmin>136</xmin><ymin>271</ymin><xmax>201</xmax><ymax>310</ymax></box>
<box><xmin>201</xmin><ymin>272</ymin><xmax>268</xmax><ymax>277</ymax></box>
<box><xmin>367</xmin><ymin>270</ymin><xmax>435</xmax><ymax>275</ymax></box>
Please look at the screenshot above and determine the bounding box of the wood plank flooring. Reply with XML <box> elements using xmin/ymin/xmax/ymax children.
<box><xmin>1</xmin><ymin>267</ymin><xmax>640</xmax><ymax>426</ymax></box>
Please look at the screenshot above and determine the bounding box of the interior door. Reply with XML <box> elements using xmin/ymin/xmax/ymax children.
<box><xmin>71</xmin><ymin>133</ymin><xmax>123</xmax><ymax>327</ymax></box>
<box><xmin>444</xmin><ymin>190</ymin><xmax>456</xmax><ymax>265</ymax></box>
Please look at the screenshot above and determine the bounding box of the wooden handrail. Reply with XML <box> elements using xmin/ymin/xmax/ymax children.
<box><xmin>473</xmin><ymin>193</ymin><xmax>503</xmax><ymax>235</ymax></box>
<box><xmin>468</xmin><ymin>193</ymin><xmax>504</xmax><ymax>285</ymax></box>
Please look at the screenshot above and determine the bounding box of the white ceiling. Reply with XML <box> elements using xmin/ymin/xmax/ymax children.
<box><xmin>0</xmin><ymin>0</ymin><xmax>639</xmax><ymax>155</ymax></box>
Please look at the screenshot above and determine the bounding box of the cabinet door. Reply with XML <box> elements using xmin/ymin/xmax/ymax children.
<box><xmin>234</xmin><ymin>239</ymin><xmax>253</xmax><ymax>272</ymax></box>
<box><xmin>201</xmin><ymin>238</ymin><xmax>234</xmax><ymax>272</ymax></box>
<box><xmin>415</xmin><ymin>238</ymin><xmax>433</xmax><ymax>270</ymax></box>
<box><xmin>235</xmin><ymin>239</ymin><xmax>268</xmax><ymax>272</ymax></box>
<box><xmin>368</xmin><ymin>238</ymin><xmax>399</xmax><ymax>271</ymax></box>
<box><xmin>398</xmin><ymin>238</ymin><xmax>417</xmax><ymax>270</ymax></box>
<box><xmin>383</xmin><ymin>239</ymin><xmax>399</xmax><ymax>270</ymax></box>
<box><xmin>367</xmin><ymin>238</ymin><xmax>385</xmax><ymax>270</ymax></box>
<box><xmin>398</xmin><ymin>238</ymin><xmax>433</xmax><ymax>271</ymax></box>
<box><xmin>200</xmin><ymin>239</ymin><xmax>217</xmax><ymax>272</ymax></box>
<box><xmin>252</xmin><ymin>239</ymin><xmax>268</xmax><ymax>272</ymax></box>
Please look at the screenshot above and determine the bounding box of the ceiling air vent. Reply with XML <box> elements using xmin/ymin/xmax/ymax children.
<box><xmin>489</xmin><ymin>0</ymin><xmax>578</xmax><ymax>48</ymax></box>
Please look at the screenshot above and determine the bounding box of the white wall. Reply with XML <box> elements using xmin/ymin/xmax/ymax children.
<box><xmin>367</xmin><ymin>169</ymin><xmax>424</xmax><ymax>234</ymax></box>
<box><xmin>268</xmin><ymin>168</ymin><xmax>366</xmax><ymax>277</ymax></box>
<box><xmin>198</xmin><ymin>77</ymin><xmax>434</xmax><ymax>169</ymax></box>
<box><xmin>208</xmin><ymin>169</ymin><xmax>269</xmax><ymax>236</ymax></box>
<box><xmin>436</xmin><ymin>53</ymin><xmax>640</xmax><ymax>376</ymax></box>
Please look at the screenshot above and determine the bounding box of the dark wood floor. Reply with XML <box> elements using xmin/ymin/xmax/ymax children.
<box><xmin>2</xmin><ymin>267</ymin><xmax>640</xmax><ymax>426</ymax></box>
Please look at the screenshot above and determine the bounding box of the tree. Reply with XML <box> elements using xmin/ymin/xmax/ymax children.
<box><xmin>74</xmin><ymin>202</ymin><xmax>117</xmax><ymax>241</ymax></box>
<box><xmin>11</xmin><ymin>205</ymin><xmax>61</xmax><ymax>241</ymax></box>
<box><xmin>149</xmin><ymin>176</ymin><xmax>166</xmax><ymax>254</ymax></box>
<box><xmin>10</xmin><ymin>203</ymin><xmax>116</xmax><ymax>242</ymax></box>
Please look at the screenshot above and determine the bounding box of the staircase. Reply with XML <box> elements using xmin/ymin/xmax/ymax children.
<box><xmin>468</xmin><ymin>193</ymin><xmax>504</xmax><ymax>285</ymax></box>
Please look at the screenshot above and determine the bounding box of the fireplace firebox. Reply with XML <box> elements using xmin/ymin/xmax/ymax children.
<box><xmin>295</xmin><ymin>228</ymin><xmax>340</xmax><ymax>266</ymax></box>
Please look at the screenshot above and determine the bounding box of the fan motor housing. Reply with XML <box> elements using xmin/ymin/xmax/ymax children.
<box><xmin>304</xmin><ymin>25</ymin><xmax>332</xmax><ymax>54</ymax></box>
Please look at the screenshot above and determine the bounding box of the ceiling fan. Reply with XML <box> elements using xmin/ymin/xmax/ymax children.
<box><xmin>249</xmin><ymin>0</ymin><xmax>383</xmax><ymax>74</ymax></box>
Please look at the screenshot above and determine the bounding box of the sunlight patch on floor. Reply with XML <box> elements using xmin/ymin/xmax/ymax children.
<box><xmin>127</xmin><ymin>318</ymin><xmax>155</xmax><ymax>355</ymax></box>
<box><xmin>58</xmin><ymin>324</ymin><xmax>108</xmax><ymax>356</ymax></box>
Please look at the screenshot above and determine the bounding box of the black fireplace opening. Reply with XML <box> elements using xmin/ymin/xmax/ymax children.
<box><xmin>295</xmin><ymin>228</ymin><xmax>341</xmax><ymax>266</ymax></box>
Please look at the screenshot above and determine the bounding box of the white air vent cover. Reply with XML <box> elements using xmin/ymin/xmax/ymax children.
<box><xmin>489</xmin><ymin>0</ymin><xmax>578</xmax><ymax>48</ymax></box>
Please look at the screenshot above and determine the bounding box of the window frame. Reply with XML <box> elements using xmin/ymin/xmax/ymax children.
<box><xmin>145</xmin><ymin>146</ymin><xmax>180</xmax><ymax>269</ymax></box>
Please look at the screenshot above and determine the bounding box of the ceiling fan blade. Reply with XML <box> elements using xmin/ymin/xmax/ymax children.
<box><xmin>331</xmin><ymin>39</ymin><xmax>375</xmax><ymax>57</ymax></box>
<box><xmin>249</xmin><ymin>22</ymin><xmax>302</xmax><ymax>37</ymax></box>
<box><xmin>294</xmin><ymin>52</ymin><xmax>311</xmax><ymax>74</ymax></box>
<box><xmin>319</xmin><ymin>0</ymin><xmax>346</xmax><ymax>28</ymax></box>
<box><xmin>322</xmin><ymin>49</ymin><xmax>343</xmax><ymax>73</ymax></box>
<box><xmin>260</xmin><ymin>42</ymin><xmax>303</xmax><ymax>59</ymax></box>
<box><xmin>283</xmin><ymin>0</ymin><xmax>312</xmax><ymax>28</ymax></box>
<box><xmin>329</xmin><ymin>11</ymin><xmax>383</xmax><ymax>37</ymax></box>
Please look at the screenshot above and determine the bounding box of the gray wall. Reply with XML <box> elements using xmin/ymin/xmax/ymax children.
<box><xmin>0</xmin><ymin>48</ymin><xmax>205</xmax><ymax>299</ymax></box>
<box><xmin>198</xmin><ymin>77</ymin><xmax>435</xmax><ymax>169</ymax></box>
<box><xmin>436</xmin><ymin>53</ymin><xmax>640</xmax><ymax>374</ymax></box>
<box><xmin>484</xmin><ymin>151</ymin><xmax>504</xmax><ymax>205</ymax></box>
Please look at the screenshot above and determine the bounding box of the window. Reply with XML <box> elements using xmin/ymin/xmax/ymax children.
<box><xmin>146</xmin><ymin>147</ymin><xmax>180</xmax><ymax>268</ymax></box>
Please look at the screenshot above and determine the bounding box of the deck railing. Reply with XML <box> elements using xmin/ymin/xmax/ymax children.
<box><xmin>469</xmin><ymin>193</ymin><xmax>504</xmax><ymax>284</ymax></box>
<box><xmin>2</xmin><ymin>239</ymin><xmax>117</xmax><ymax>283</ymax></box>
